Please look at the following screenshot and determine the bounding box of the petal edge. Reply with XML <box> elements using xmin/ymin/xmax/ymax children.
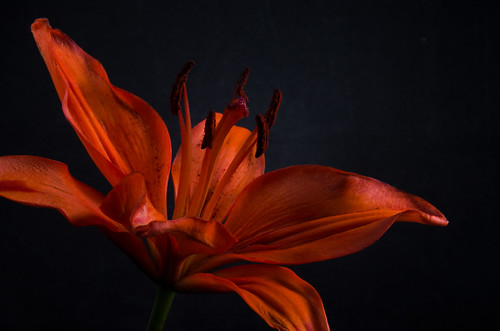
<box><xmin>176</xmin><ymin>265</ymin><xmax>330</xmax><ymax>331</ymax></box>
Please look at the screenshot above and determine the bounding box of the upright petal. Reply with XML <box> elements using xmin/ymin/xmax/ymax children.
<box><xmin>176</xmin><ymin>265</ymin><xmax>329</xmax><ymax>331</ymax></box>
<box><xmin>219</xmin><ymin>165</ymin><xmax>447</xmax><ymax>265</ymax></box>
<box><xmin>0</xmin><ymin>155</ymin><xmax>122</xmax><ymax>232</ymax></box>
<box><xmin>31</xmin><ymin>19</ymin><xmax>171</xmax><ymax>213</ymax></box>
<box><xmin>171</xmin><ymin>113</ymin><xmax>264</xmax><ymax>221</ymax></box>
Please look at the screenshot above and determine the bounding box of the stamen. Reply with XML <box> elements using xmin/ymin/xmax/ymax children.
<box><xmin>171</xmin><ymin>61</ymin><xmax>195</xmax><ymax>219</ymax></box>
<box><xmin>233</xmin><ymin>67</ymin><xmax>250</xmax><ymax>102</ymax></box>
<box><xmin>201</xmin><ymin>90</ymin><xmax>280</xmax><ymax>219</ymax></box>
<box><xmin>170</xmin><ymin>82</ymin><xmax>183</xmax><ymax>115</ymax></box>
<box><xmin>172</xmin><ymin>91</ymin><xmax>192</xmax><ymax>219</ymax></box>
<box><xmin>265</xmin><ymin>89</ymin><xmax>282</xmax><ymax>128</ymax></box>
<box><xmin>201</xmin><ymin>110</ymin><xmax>216</xmax><ymax>149</ymax></box>
<box><xmin>200</xmin><ymin>129</ymin><xmax>257</xmax><ymax>220</ymax></box>
<box><xmin>188</xmin><ymin>69</ymin><xmax>254</xmax><ymax>218</ymax></box>
<box><xmin>169</xmin><ymin>61</ymin><xmax>195</xmax><ymax>115</ymax></box>
<box><xmin>255</xmin><ymin>114</ymin><xmax>269</xmax><ymax>158</ymax></box>
<box><xmin>176</xmin><ymin>60</ymin><xmax>195</xmax><ymax>83</ymax></box>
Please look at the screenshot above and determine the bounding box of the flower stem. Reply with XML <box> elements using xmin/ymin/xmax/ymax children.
<box><xmin>147</xmin><ymin>286</ymin><xmax>175</xmax><ymax>331</ymax></box>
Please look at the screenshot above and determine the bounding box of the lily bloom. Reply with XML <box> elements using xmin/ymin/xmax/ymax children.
<box><xmin>0</xmin><ymin>19</ymin><xmax>447</xmax><ymax>331</ymax></box>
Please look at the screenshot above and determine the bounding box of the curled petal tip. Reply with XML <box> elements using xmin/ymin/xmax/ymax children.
<box><xmin>31</xmin><ymin>19</ymin><xmax>56</xmax><ymax>38</ymax></box>
<box><xmin>31</xmin><ymin>18</ymin><xmax>50</xmax><ymax>30</ymax></box>
<box><xmin>428</xmin><ymin>213</ymin><xmax>448</xmax><ymax>227</ymax></box>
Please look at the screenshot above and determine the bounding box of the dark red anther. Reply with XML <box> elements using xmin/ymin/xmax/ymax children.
<box><xmin>255</xmin><ymin>114</ymin><xmax>269</xmax><ymax>158</ymax></box>
<box><xmin>169</xmin><ymin>83</ymin><xmax>183</xmax><ymax>115</ymax></box>
<box><xmin>233</xmin><ymin>67</ymin><xmax>250</xmax><ymax>102</ymax></box>
<box><xmin>265</xmin><ymin>89</ymin><xmax>282</xmax><ymax>128</ymax></box>
<box><xmin>176</xmin><ymin>60</ymin><xmax>195</xmax><ymax>83</ymax></box>
<box><xmin>201</xmin><ymin>110</ymin><xmax>217</xmax><ymax>149</ymax></box>
<box><xmin>169</xmin><ymin>61</ymin><xmax>195</xmax><ymax>115</ymax></box>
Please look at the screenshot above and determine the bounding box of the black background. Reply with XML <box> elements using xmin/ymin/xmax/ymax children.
<box><xmin>1</xmin><ymin>1</ymin><xmax>497</xmax><ymax>330</ymax></box>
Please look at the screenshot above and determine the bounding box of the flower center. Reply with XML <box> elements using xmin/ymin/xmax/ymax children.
<box><xmin>170</xmin><ymin>62</ymin><xmax>281</xmax><ymax>221</ymax></box>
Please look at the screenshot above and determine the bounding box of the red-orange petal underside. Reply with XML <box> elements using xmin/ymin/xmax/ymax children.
<box><xmin>0</xmin><ymin>155</ymin><xmax>158</xmax><ymax>278</ymax></box>
<box><xmin>189</xmin><ymin>165</ymin><xmax>447</xmax><ymax>272</ymax></box>
<box><xmin>176</xmin><ymin>265</ymin><xmax>330</xmax><ymax>331</ymax></box>
<box><xmin>227</xmin><ymin>165</ymin><xmax>447</xmax><ymax>262</ymax></box>
<box><xmin>31</xmin><ymin>18</ymin><xmax>171</xmax><ymax>214</ymax></box>
<box><xmin>0</xmin><ymin>155</ymin><xmax>120</xmax><ymax>230</ymax></box>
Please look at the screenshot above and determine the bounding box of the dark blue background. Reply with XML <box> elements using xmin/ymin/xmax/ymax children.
<box><xmin>1</xmin><ymin>1</ymin><xmax>497</xmax><ymax>330</ymax></box>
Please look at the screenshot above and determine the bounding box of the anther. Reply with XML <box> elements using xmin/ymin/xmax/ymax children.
<box><xmin>233</xmin><ymin>67</ymin><xmax>250</xmax><ymax>102</ymax></box>
<box><xmin>169</xmin><ymin>83</ymin><xmax>183</xmax><ymax>115</ymax></box>
<box><xmin>201</xmin><ymin>110</ymin><xmax>217</xmax><ymax>149</ymax></box>
<box><xmin>265</xmin><ymin>89</ymin><xmax>282</xmax><ymax>128</ymax></box>
<box><xmin>176</xmin><ymin>60</ymin><xmax>195</xmax><ymax>83</ymax></box>
<box><xmin>255</xmin><ymin>114</ymin><xmax>269</xmax><ymax>158</ymax></box>
<box><xmin>169</xmin><ymin>61</ymin><xmax>195</xmax><ymax>115</ymax></box>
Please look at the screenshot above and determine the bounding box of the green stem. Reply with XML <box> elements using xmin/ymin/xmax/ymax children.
<box><xmin>147</xmin><ymin>286</ymin><xmax>175</xmax><ymax>331</ymax></box>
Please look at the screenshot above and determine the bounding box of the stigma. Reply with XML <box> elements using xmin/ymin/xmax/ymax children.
<box><xmin>170</xmin><ymin>64</ymin><xmax>281</xmax><ymax>221</ymax></box>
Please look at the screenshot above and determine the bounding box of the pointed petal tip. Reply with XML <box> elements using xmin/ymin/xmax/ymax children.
<box><xmin>425</xmin><ymin>212</ymin><xmax>448</xmax><ymax>227</ymax></box>
<box><xmin>398</xmin><ymin>197</ymin><xmax>448</xmax><ymax>227</ymax></box>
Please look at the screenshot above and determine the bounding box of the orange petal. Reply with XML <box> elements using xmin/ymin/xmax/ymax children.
<box><xmin>0</xmin><ymin>155</ymin><xmax>124</xmax><ymax>232</ymax></box>
<box><xmin>176</xmin><ymin>265</ymin><xmax>330</xmax><ymax>331</ymax></box>
<box><xmin>100</xmin><ymin>173</ymin><xmax>236</xmax><ymax>266</ymax></box>
<box><xmin>100</xmin><ymin>172</ymin><xmax>167</xmax><ymax>230</ymax></box>
<box><xmin>171</xmin><ymin>112</ymin><xmax>264</xmax><ymax>221</ymax></box>
<box><xmin>232</xmin><ymin>213</ymin><xmax>398</xmax><ymax>264</ymax></box>
<box><xmin>220</xmin><ymin>165</ymin><xmax>447</xmax><ymax>264</ymax></box>
<box><xmin>31</xmin><ymin>18</ymin><xmax>171</xmax><ymax>213</ymax></box>
<box><xmin>0</xmin><ymin>156</ymin><xmax>159</xmax><ymax>280</ymax></box>
<box><xmin>137</xmin><ymin>216</ymin><xmax>237</xmax><ymax>257</ymax></box>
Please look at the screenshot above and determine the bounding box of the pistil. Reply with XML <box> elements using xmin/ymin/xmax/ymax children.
<box><xmin>171</xmin><ymin>66</ymin><xmax>281</xmax><ymax>221</ymax></box>
<box><xmin>200</xmin><ymin>90</ymin><xmax>281</xmax><ymax>220</ymax></box>
<box><xmin>187</xmin><ymin>96</ymin><xmax>249</xmax><ymax>217</ymax></box>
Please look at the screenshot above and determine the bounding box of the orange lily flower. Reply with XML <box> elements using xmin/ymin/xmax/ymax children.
<box><xmin>0</xmin><ymin>19</ymin><xmax>447</xmax><ymax>331</ymax></box>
